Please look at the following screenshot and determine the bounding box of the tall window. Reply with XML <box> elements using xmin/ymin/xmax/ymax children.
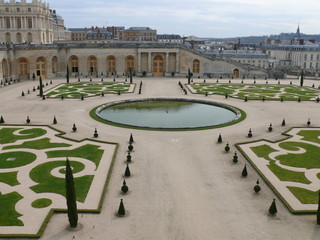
<box><xmin>6</xmin><ymin>18</ymin><xmax>10</xmax><ymax>28</ymax></box>
<box><xmin>52</xmin><ymin>57</ymin><xmax>58</xmax><ymax>75</ymax></box>
<box><xmin>126</xmin><ymin>56</ymin><xmax>134</xmax><ymax>72</ymax></box>
<box><xmin>88</xmin><ymin>56</ymin><xmax>97</xmax><ymax>75</ymax></box>
<box><xmin>5</xmin><ymin>33</ymin><xmax>11</xmax><ymax>43</ymax></box>
<box><xmin>107</xmin><ymin>56</ymin><xmax>116</xmax><ymax>73</ymax></box>
<box><xmin>17</xmin><ymin>18</ymin><xmax>22</xmax><ymax>29</ymax></box>
<box><xmin>2</xmin><ymin>59</ymin><xmax>9</xmax><ymax>79</ymax></box>
<box><xmin>19</xmin><ymin>58</ymin><xmax>28</xmax><ymax>78</ymax></box>
<box><xmin>16</xmin><ymin>33</ymin><xmax>22</xmax><ymax>43</ymax></box>
<box><xmin>28</xmin><ymin>18</ymin><xmax>32</xmax><ymax>28</ymax></box>
<box><xmin>36</xmin><ymin>57</ymin><xmax>46</xmax><ymax>78</ymax></box>
<box><xmin>70</xmin><ymin>56</ymin><xmax>79</xmax><ymax>73</ymax></box>
<box><xmin>27</xmin><ymin>32</ymin><xmax>32</xmax><ymax>43</ymax></box>
<box><xmin>193</xmin><ymin>59</ymin><xmax>200</xmax><ymax>73</ymax></box>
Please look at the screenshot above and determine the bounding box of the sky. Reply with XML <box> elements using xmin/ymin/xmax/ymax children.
<box><xmin>49</xmin><ymin>0</ymin><xmax>320</xmax><ymax>38</ymax></box>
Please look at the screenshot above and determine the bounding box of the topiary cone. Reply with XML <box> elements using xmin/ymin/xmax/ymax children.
<box><xmin>53</xmin><ymin>116</ymin><xmax>57</xmax><ymax>124</ymax></box>
<box><xmin>125</xmin><ymin>164</ymin><xmax>131</xmax><ymax>177</ymax></box>
<box><xmin>241</xmin><ymin>164</ymin><xmax>248</xmax><ymax>177</ymax></box>
<box><xmin>121</xmin><ymin>179</ymin><xmax>129</xmax><ymax>193</ymax></box>
<box><xmin>26</xmin><ymin>116</ymin><xmax>30</xmax><ymax>124</ymax></box>
<box><xmin>281</xmin><ymin>119</ymin><xmax>286</xmax><ymax>126</ymax></box>
<box><xmin>225</xmin><ymin>143</ymin><xmax>230</xmax><ymax>152</ymax></box>
<box><xmin>129</xmin><ymin>133</ymin><xmax>134</xmax><ymax>144</ymax></box>
<box><xmin>0</xmin><ymin>115</ymin><xmax>4</xmax><ymax>124</ymax></box>
<box><xmin>118</xmin><ymin>199</ymin><xmax>125</xmax><ymax>216</ymax></box>
<box><xmin>61</xmin><ymin>94</ymin><xmax>64</xmax><ymax>100</ymax></box>
<box><xmin>21</xmin><ymin>91</ymin><xmax>25</xmax><ymax>96</ymax></box>
<box><xmin>233</xmin><ymin>152</ymin><xmax>238</xmax><ymax>163</ymax></box>
<box><xmin>217</xmin><ymin>133</ymin><xmax>222</xmax><ymax>143</ymax></box>
<box><xmin>126</xmin><ymin>152</ymin><xmax>132</xmax><ymax>163</ymax></box>
<box><xmin>307</xmin><ymin>118</ymin><xmax>311</xmax><ymax>126</ymax></box>
<box><xmin>317</xmin><ymin>190</ymin><xmax>320</xmax><ymax>224</ymax></box>
<box><xmin>269</xmin><ymin>199</ymin><xmax>277</xmax><ymax>215</ymax></box>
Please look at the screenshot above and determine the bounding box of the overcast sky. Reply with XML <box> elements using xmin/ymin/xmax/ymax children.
<box><xmin>50</xmin><ymin>0</ymin><xmax>320</xmax><ymax>38</ymax></box>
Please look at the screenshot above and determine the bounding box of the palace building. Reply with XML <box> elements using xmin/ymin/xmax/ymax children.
<box><xmin>0</xmin><ymin>1</ymin><xmax>267</xmax><ymax>81</ymax></box>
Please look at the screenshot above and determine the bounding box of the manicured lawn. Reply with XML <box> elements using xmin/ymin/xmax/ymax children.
<box><xmin>0</xmin><ymin>192</ymin><xmax>23</xmax><ymax>226</ymax></box>
<box><xmin>0</xmin><ymin>128</ymin><xmax>47</xmax><ymax>144</ymax></box>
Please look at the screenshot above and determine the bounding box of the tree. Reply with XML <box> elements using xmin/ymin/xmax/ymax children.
<box><xmin>269</xmin><ymin>199</ymin><xmax>277</xmax><ymax>215</ymax></box>
<box><xmin>217</xmin><ymin>133</ymin><xmax>222</xmax><ymax>143</ymax></box>
<box><xmin>66</xmin><ymin>65</ymin><xmax>70</xmax><ymax>83</ymax></box>
<box><xmin>118</xmin><ymin>199</ymin><xmax>125</xmax><ymax>216</ymax></box>
<box><xmin>65</xmin><ymin>158</ymin><xmax>78</xmax><ymax>228</ymax></box>
<box><xmin>188</xmin><ymin>68</ymin><xmax>191</xmax><ymax>84</ymax></box>
<box><xmin>126</xmin><ymin>152</ymin><xmax>132</xmax><ymax>163</ymax></box>
<box><xmin>281</xmin><ymin>119</ymin><xmax>286</xmax><ymax>126</ymax></box>
<box><xmin>300</xmin><ymin>70</ymin><xmax>304</xmax><ymax>87</ymax></box>
<box><xmin>39</xmin><ymin>76</ymin><xmax>43</xmax><ymax>97</ymax></box>
<box><xmin>72</xmin><ymin>123</ymin><xmax>77</xmax><ymax>132</ymax></box>
<box><xmin>0</xmin><ymin>115</ymin><xmax>4</xmax><ymax>124</ymax></box>
<box><xmin>121</xmin><ymin>179</ymin><xmax>129</xmax><ymax>193</ymax></box>
<box><xmin>53</xmin><ymin>116</ymin><xmax>57</xmax><ymax>124</ymax></box>
<box><xmin>224</xmin><ymin>143</ymin><xmax>230</xmax><ymax>152</ymax></box>
<box><xmin>317</xmin><ymin>190</ymin><xmax>320</xmax><ymax>224</ymax></box>
<box><xmin>233</xmin><ymin>152</ymin><xmax>238</xmax><ymax>163</ymax></box>
<box><xmin>129</xmin><ymin>67</ymin><xmax>133</xmax><ymax>84</ymax></box>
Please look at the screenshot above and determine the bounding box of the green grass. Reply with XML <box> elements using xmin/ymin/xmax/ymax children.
<box><xmin>0</xmin><ymin>192</ymin><xmax>23</xmax><ymax>226</ymax></box>
<box><xmin>189</xmin><ymin>83</ymin><xmax>320</xmax><ymax>101</ymax></box>
<box><xmin>0</xmin><ymin>171</ymin><xmax>19</xmax><ymax>186</ymax></box>
<box><xmin>288</xmin><ymin>187</ymin><xmax>318</xmax><ymax>204</ymax></box>
<box><xmin>46</xmin><ymin>144</ymin><xmax>104</xmax><ymax>168</ymax></box>
<box><xmin>3</xmin><ymin>138</ymin><xmax>71</xmax><ymax>150</ymax></box>
<box><xmin>276</xmin><ymin>142</ymin><xmax>320</xmax><ymax>169</ymax></box>
<box><xmin>250</xmin><ymin>144</ymin><xmax>278</xmax><ymax>161</ymax></box>
<box><xmin>297</xmin><ymin>130</ymin><xmax>320</xmax><ymax>144</ymax></box>
<box><xmin>0</xmin><ymin>151</ymin><xmax>37</xmax><ymax>168</ymax></box>
<box><xmin>0</xmin><ymin>128</ymin><xmax>47</xmax><ymax>144</ymax></box>
<box><xmin>267</xmin><ymin>161</ymin><xmax>311</xmax><ymax>184</ymax></box>
<box><xmin>31</xmin><ymin>198</ymin><xmax>52</xmax><ymax>208</ymax></box>
<box><xmin>30</xmin><ymin>160</ymin><xmax>93</xmax><ymax>203</ymax></box>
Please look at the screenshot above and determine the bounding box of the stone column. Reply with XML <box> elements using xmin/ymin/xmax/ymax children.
<box><xmin>137</xmin><ymin>52</ymin><xmax>141</xmax><ymax>73</ymax></box>
<box><xmin>176</xmin><ymin>52</ymin><xmax>180</xmax><ymax>73</ymax></box>
<box><xmin>165</xmin><ymin>52</ymin><xmax>169</xmax><ymax>74</ymax></box>
<box><xmin>148</xmin><ymin>52</ymin><xmax>152</xmax><ymax>73</ymax></box>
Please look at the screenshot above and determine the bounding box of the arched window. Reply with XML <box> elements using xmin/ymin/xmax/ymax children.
<box><xmin>27</xmin><ymin>32</ymin><xmax>32</xmax><ymax>43</ymax></box>
<box><xmin>193</xmin><ymin>59</ymin><xmax>200</xmax><ymax>73</ymax></box>
<box><xmin>70</xmin><ymin>56</ymin><xmax>79</xmax><ymax>73</ymax></box>
<box><xmin>52</xmin><ymin>57</ymin><xmax>58</xmax><ymax>75</ymax></box>
<box><xmin>107</xmin><ymin>56</ymin><xmax>116</xmax><ymax>73</ymax></box>
<box><xmin>126</xmin><ymin>56</ymin><xmax>134</xmax><ymax>73</ymax></box>
<box><xmin>18</xmin><ymin>58</ymin><xmax>28</xmax><ymax>79</ymax></box>
<box><xmin>2</xmin><ymin>59</ymin><xmax>9</xmax><ymax>79</ymax></box>
<box><xmin>16</xmin><ymin>33</ymin><xmax>22</xmax><ymax>43</ymax></box>
<box><xmin>36</xmin><ymin>57</ymin><xmax>46</xmax><ymax>79</ymax></box>
<box><xmin>5</xmin><ymin>33</ymin><xmax>11</xmax><ymax>43</ymax></box>
<box><xmin>88</xmin><ymin>56</ymin><xmax>97</xmax><ymax>75</ymax></box>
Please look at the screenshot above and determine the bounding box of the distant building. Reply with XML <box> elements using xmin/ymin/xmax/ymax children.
<box><xmin>117</xmin><ymin>27</ymin><xmax>157</xmax><ymax>42</ymax></box>
<box><xmin>106</xmin><ymin>26</ymin><xmax>124</xmax><ymax>40</ymax></box>
<box><xmin>157</xmin><ymin>34</ymin><xmax>183</xmax><ymax>43</ymax></box>
<box><xmin>69</xmin><ymin>27</ymin><xmax>115</xmax><ymax>43</ymax></box>
<box><xmin>0</xmin><ymin>0</ymin><xmax>70</xmax><ymax>44</ymax></box>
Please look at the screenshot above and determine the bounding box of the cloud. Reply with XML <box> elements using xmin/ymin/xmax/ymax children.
<box><xmin>50</xmin><ymin>0</ymin><xmax>320</xmax><ymax>37</ymax></box>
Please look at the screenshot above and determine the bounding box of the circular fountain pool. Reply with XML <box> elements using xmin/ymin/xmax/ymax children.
<box><xmin>93</xmin><ymin>98</ymin><xmax>244</xmax><ymax>130</ymax></box>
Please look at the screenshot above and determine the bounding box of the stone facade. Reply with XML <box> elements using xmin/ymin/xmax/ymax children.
<box><xmin>0</xmin><ymin>0</ymin><xmax>69</xmax><ymax>44</ymax></box>
<box><xmin>0</xmin><ymin>43</ymin><xmax>267</xmax><ymax>81</ymax></box>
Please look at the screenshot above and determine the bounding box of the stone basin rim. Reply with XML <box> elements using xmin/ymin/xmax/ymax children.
<box><xmin>94</xmin><ymin>98</ymin><xmax>243</xmax><ymax>130</ymax></box>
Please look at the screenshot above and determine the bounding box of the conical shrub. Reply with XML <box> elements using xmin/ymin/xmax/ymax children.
<box><xmin>269</xmin><ymin>199</ymin><xmax>277</xmax><ymax>215</ymax></box>
<box><xmin>118</xmin><ymin>199</ymin><xmax>125</xmax><ymax>216</ymax></box>
<box><xmin>317</xmin><ymin>190</ymin><xmax>320</xmax><ymax>224</ymax></box>
<box><xmin>281</xmin><ymin>119</ymin><xmax>286</xmax><ymax>126</ymax></box>
<box><xmin>125</xmin><ymin>164</ymin><xmax>131</xmax><ymax>177</ymax></box>
<box><xmin>0</xmin><ymin>115</ymin><xmax>4</xmax><ymax>124</ymax></box>
<box><xmin>53</xmin><ymin>116</ymin><xmax>57</xmax><ymax>124</ymax></box>
<box><xmin>129</xmin><ymin>133</ymin><xmax>134</xmax><ymax>144</ymax></box>
<box><xmin>72</xmin><ymin>123</ymin><xmax>77</xmax><ymax>132</ymax></box>
<box><xmin>224</xmin><ymin>143</ymin><xmax>230</xmax><ymax>152</ymax></box>
<box><xmin>307</xmin><ymin>118</ymin><xmax>311</xmax><ymax>126</ymax></box>
<box><xmin>241</xmin><ymin>164</ymin><xmax>248</xmax><ymax>177</ymax></box>
<box><xmin>26</xmin><ymin>116</ymin><xmax>30</xmax><ymax>124</ymax></box>
<box><xmin>217</xmin><ymin>133</ymin><xmax>222</xmax><ymax>143</ymax></box>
